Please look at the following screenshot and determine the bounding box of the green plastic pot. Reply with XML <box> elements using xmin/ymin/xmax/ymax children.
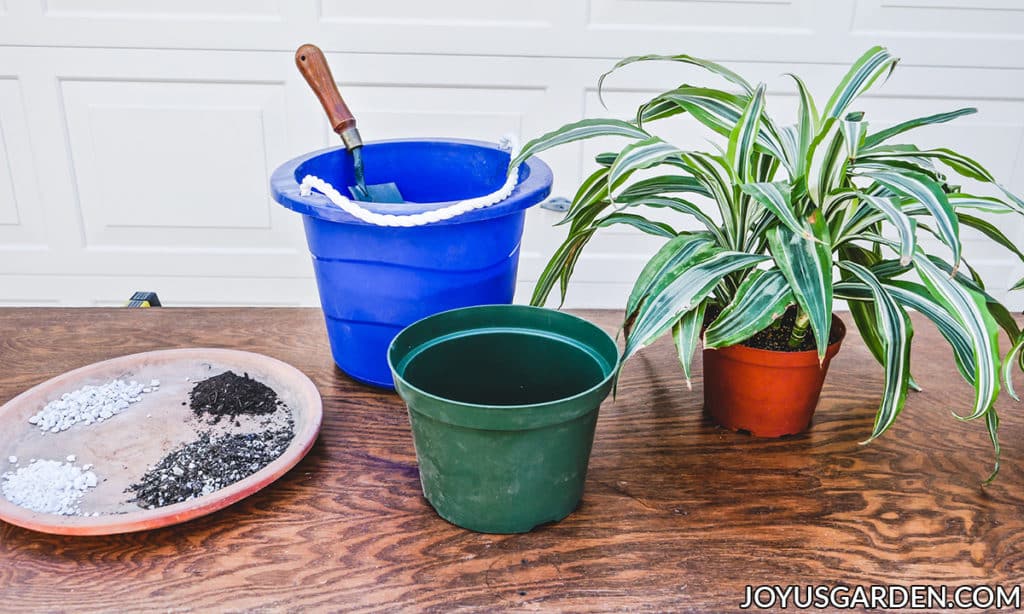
<box><xmin>388</xmin><ymin>305</ymin><xmax>619</xmax><ymax>534</ymax></box>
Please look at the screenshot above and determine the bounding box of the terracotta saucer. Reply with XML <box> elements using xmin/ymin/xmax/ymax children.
<box><xmin>0</xmin><ymin>348</ymin><xmax>322</xmax><ymax>535</ymax></box>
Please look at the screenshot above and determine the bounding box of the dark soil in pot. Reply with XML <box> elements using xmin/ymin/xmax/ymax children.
<box><xmin>704</xmin><ymin>305</ymin><xmax>844</xmax><ymax>352</ymax></box>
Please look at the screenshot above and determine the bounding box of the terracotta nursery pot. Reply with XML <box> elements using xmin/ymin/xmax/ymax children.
<box><xmin>703</xmin><ymin>315</ymin><xmax>846</xmax><ymax>437</ymax></box>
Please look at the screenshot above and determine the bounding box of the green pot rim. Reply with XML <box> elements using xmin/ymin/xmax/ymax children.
<box><xmin>388</xmin><ymin>304</ymin><xmax>620</xmax><ymax>431</ymax></box>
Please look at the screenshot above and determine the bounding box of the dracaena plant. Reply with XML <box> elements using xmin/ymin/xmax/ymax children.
<box><xmin>509</xmin><ymin>46</ymin><xmax>1024</xmax><ymax>481</ymax></box>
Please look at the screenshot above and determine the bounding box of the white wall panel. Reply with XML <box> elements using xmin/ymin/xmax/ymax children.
<box><xmin>335</xmin><ymin>85</ymin><xmax>547</xmax><ymax>145</ymax></box>
<box><xmin>62</xmin><ymin>80</ymin><xmax>285</xmax><ymax>241</ymax></box>
<box><xmin>44</xmin><ymin>1</ymin><xmax>281</xmax><ymax>20</ymax></box>
<box><xmin>0</xmin><ymin>86</ymin><xmax>21</xmax><ymax>226</ymax></box>
<box><xmin>0</xmin><ymin>0</ymin><xmax>1022</xmax><ymax>310</ymax></box>
<box><xmin>0</xmin><ymin>77</ymin><xmax>46</xmax><ymax>248</ymax></box>
<box><xmin>319</xmin><ymin>0</ymin><xmax>552</xmax><ymax>27</ymax></box>
<box><xmin>853</xmin><ymin>0</ymin><xmax>1024</xmax><ymax>36</ymax></box>
<box><xmin>0</xmin><ymin>1</ymin><xmax>1019</xmax><ymax>66</ymax></box>
<box><xmin>0</xmin><ymin>0</ymin><xmax>294</xmax><ymax>51</ymax></box>
<box><xmin>588</xmin><ymin>0</ymin><xmax>811</xmax><ymax>32</ymax></box>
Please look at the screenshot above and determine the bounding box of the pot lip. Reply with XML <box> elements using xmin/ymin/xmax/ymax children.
<box><xmin>269</xmin><ymin>137</ymin><xmax>553</xmax><ymax>227</ymax></box>
<box><xmin>388</xmin><ymin>304</ymin><xmax>620</xmax><ymax>416</ymax></box>
<box><xmin>703</xmin><ymin>314</ymin><xmax>847</xmax><ymax>367</ymax></box>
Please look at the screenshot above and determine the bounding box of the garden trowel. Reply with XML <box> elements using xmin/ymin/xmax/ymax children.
<box><xmin>295</xmin><ymin>44</ymin><xmax>404</xmax><ymax>203</ymax></box>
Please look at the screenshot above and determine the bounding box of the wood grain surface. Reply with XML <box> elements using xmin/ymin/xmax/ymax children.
<box><xmin>0</xmin><ymin>308</ymin><xmax>1022</xmax><ymax>612</ymax></box>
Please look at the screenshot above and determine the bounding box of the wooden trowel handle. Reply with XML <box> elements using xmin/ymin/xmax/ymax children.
<box><xmin>295</xmin><ymin>44</ymin><xmax>361</xmax><ymax>147</ymax></box>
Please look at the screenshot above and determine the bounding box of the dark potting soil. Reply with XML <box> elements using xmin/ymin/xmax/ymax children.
<box><xmin>125</xmin><ymin>370</ymin><xmax>295</xmax><ymax>509</ymax></box>
<box><xmin>126</xmin><ymin>421</ymin><xmax>294</xmax><ymax>509</ymax></box>
<box><xmin>190</xmin><ymin>370</ymin><xmax>282</xmax><ymax>423</ymax></box>
<box><xmin>704</xmin><ymin>305</ymin><xmax>842</xmax><ymax>352</ymax></box>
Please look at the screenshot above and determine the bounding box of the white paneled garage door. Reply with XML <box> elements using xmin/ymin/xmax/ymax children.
<box><xmin>1</xmin><ymin>0</ymin><xmax>1022</xmax><ymax>308</ymax></box>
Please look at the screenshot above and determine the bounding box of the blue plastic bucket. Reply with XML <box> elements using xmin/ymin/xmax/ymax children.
<box><xmin>270</xmin><ymin>138</ymin><xmax>553</xmax><ymax>388</ymax></box>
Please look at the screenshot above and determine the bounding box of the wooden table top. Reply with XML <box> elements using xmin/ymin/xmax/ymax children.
<box><xmin>1</xmin><ymin>307</ymin><xmax>1022</xmax><ymax>612</ymax></box>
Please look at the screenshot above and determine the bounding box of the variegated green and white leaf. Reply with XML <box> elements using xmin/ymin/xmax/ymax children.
<box><xmin>638</xmin><ymin>86</ymin><xmax>786</xmax><ymax>165</ymax></box>
<box><xmin>728</xmin><ymin>83</ymin><xmax>766</xmax><ymax>184</ymax></box>
<box><xmin>842</xmin><ymin>111</ymin><xmax>868</xmax><ymax>159</ymax></box>
<box><xmin>1003</xmin><ymin>333</ymin><xmax>1024</xmax><ymax>402</ymax></box>
<box><xmin>626</xmin><ymin>233</ymin><xmax>717</xmax><ymax>322</ymax></box>
<box><xmin>740</xmin><ymin>182</ymin><xmax>808</xmax><ymax>239</ymax></box>
<box><xmin>619</xmin><ymin>196</ymin><xmax>725</xmax><ymax>244</ymax></box>
<box><xmin>768</xmin><ymin>210</ymin><xmax>834</xmax><ymax>360</ymax></box>
<box><xmin>616</xmin><ymin>175</ymin><xmax>711</xmax><ymax>203</ymax></box>
<box><xmin>858</xmin><ymin>192</ymin><xmax>916</xmax><ymax>265</ymax></box>
<box><xmin>703</xmin><ymin>269</ymin><xmax>794</xmax><ymax>348</ymax></box>
<box><xmin>784</xmin><ymin>72</ymin><xmax>819</xmax><ymax>174</ymax></box>
<box><xmin>984</xmin><ymin>408</ymin><xmax>1001</xmax><ymax>484</ymax></box>
<box><xmin>778</xmin><ymin>125</ymin><xmax>800</xmax><ymax>172</ymax></box>
<box><xmin>864</xmin><ymin>108</ymin><xmax>976</xmax><ymax>149</ymax></box>
<box><xmin>886</xmin><ymin>280</ymin><xmax>975</xmax><ymax>383</ymax></box>
<box><xmin>855</xmin><ymin>158</ymin><xmax>944</xmax><ymax>185</ymax></box>
<box><xmin>837</xmin><ymin>246</ymin><xmax>892</xmax><ymax>374</ymax></box>
<box><xmin>827</xmin><ymin>194</ymin><xmax>867</xmax><ymax>244</ymax></box>
<box><xmin>913</xmin><ymin>252</ymin><xmax>1000</xmax><ymax>421</ymax></box>
<box><xmin>870</xmin><ymin>258</ymin><xmax>912</xmax><ymax>280</ymax></box>
<box><xmin>918</xmin><ymin>254</ymin><xmax>1021</xmax><ymax>341</ymax></box>
<box><xmin>860</xmin><ymin>168</ymin><xmax>960</xmax><ymax>265</ymax></box>
<box><xmin>636</xmin><ymin>96</ymin><xmax>685</xmax><ymax>125</ymax></box>
<box><xmin>755</xmin><ymin>147</ymin><xmax>780</xmax><ymax>183</ymax></box>
<box><xmin>806</xmin><ymin>117</ymin><xmax>848</xmax><ymax>206</ymax></box>
<box><xmin>837</xmin><ymin>279</ymin><xmax>976</xmax><ymax>384</ymax></box>
<box><xmin>638</xmin><ymin>87</ymin><xmax>747</xmax><ymax>134</ymax></box>
<box><xmin>530</xmin><ymin>229</ymin><xmax>596</xmax><ymax>307</ymax></box>
<box><xmin>559</xmin><ymin>166</ymin><xmax>610</xmax><ymax>227</ymax></box>
<box><xmin>678</xmin><ymin>151</ymin><xmax>739</xmax><ymax>244</ymax></box>
<box><xmin>673</xmin><ymin>300</ymin><xmax>708</xmax><ymax>389</ymax></box>
<box><xmin>599</xmin><ymin>54</ymin><xmax>755</xmax><ymax>100</ymax></box>
<box><xmin>592</xmin><ymin>212</ymin><xmax>678</xmax><ymax>238</ymax></box>
<box><xmin>560</xmin><ymin>230</ymin><xmax>604</xmax><ymax>306</ymax></box>
<box><xmin>823</xmin><ymin>46</ymin><xmax>898</xmax><ymax>120</ymax></box>
<box><xmin>849</xmin><ymin>297</ymin><xmax>889</xmax><ymax>371</ymax></box>
<box><xmin>823</xmin><ymin>189</ymin><xmax>861</xmax><ymax>235</ymax></box>
<box><xmin>948</xmin><ymin>194</ymin><xmax>1020</xmax><ymax>214</ymax></box>
<box><xmin>555</xmin><ymin>228</ymin><xmax>604</xmax><ymax>305</ymax></box>
<box><xmin>956</xmin><ymin>213</ymin><xmax>1024</xmax><ymax>264</ymax></box>
<box><xmin>897</xmin><ymin>194</ymin><xmax>1020</xmax><ymax>220</ymax></box>
<box><xmin>678</xmin><ymin>152</ymin><xmax>735</xmax><ymax>201</ymax></box>
<box><xmin>997</xmin><ymin>184</ymin><xmax>1024</xmax><ymax>215</ymax></box>
<box><xmin>837</xmin><ymin>261</ymin><xmax>913</xmax><ymax>442</ymax></box>
<box><xmin>860</xmin><ymin>146</ymin><xmax>995</xmax><ymax>182</ymax></box>
<box><xmin>624</xmin><ymin>250</ymin><xmax>770</xmax><ymax>360</ymax></box>
<box><xmin>510</xmin><ymin>118</ymin><xmax>649</xmax><ymax>169</ymax></box>
<box><xmin>609</xmin><ymin>136</ymin><xmax>683</xmax><ymax>188</ymax></box>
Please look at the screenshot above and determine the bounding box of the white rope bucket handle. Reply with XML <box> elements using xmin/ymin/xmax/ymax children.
<box><xmin>298</xmin><ymin>134</ymin><xmax>521</xmax><ymax>227</ymax></box>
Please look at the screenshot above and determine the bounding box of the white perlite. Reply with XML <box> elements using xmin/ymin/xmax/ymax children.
<box><xmin>1</xmin><ymin>460</ymin><xmax>99</xmax><ymax>515</ymax></box>
<box><xmin>28</xmin><ymin>378</ymin><xmax>157</xmax><ymax>433</ymax></box>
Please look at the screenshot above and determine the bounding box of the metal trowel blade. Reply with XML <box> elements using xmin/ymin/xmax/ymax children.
<box><xmin>349</xmin><ymin>182</ymin><xmax>404</xmax><ymax>203</ymax></box>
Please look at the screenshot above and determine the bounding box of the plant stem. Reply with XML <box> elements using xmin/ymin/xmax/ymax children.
<box><xmin>788</xmin><ymin>307</ymin><xmax>811</xmax><ymax>348</ymax></box>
